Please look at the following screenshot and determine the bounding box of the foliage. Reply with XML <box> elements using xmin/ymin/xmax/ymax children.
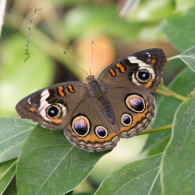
<box><xmin>0</xmin><ymin>0</ymin><xmax>195</xmax><ymax>194</ymax></box>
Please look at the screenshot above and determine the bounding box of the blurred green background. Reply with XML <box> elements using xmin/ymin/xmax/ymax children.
<box><xmin>1</xmin><ymin>0</ymin><xmax>191</xmax><ymax>193</ymax></box>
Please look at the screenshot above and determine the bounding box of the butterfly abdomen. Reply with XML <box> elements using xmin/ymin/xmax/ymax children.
<box><xmin>87</xmin><ymin>76</ymin><xmax>115</xmax><ymax>124</ymax></box>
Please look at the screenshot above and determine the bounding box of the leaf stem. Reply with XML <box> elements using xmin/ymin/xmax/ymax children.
<box><xmin>140</xmin><ymin>124</ymin><xmax>172</xmax><ymax>135</ymax></box>
<box><xmin>156</xmin><ymin>84</ymin><xmax>188</xmax><ymax>101</ymax></box>
<box><xmin>167</xmin><ymin>55</ymin><xmax>179</xmax><ymax>62</ymax></box>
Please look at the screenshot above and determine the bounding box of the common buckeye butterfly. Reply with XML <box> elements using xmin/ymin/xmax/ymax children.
<box><xmin>16</xmin><ymin>48</ymin><xmax>167</xmax><ymax>152</ymax></box>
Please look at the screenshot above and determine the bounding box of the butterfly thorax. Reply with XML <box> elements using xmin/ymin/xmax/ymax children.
<box><xmin>86</xmin><ymin>75</ymin><xmax>115</xmax><ymax>124</ymax></box>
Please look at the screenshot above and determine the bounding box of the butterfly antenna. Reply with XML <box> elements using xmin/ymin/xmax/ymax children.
<box><xmin>24</xmin><ymin>2</ymin><xmax>45</xmax><ymax>62</ymax></box>
<box><xmin>63</xmin><ymin>51</ymin><xmax>89</xmax><ymax>76</ymax></box>
<box><xmin>90</xmin><ymin>40</ymin><xmax>94</xmax><ymax>76</ymax></box>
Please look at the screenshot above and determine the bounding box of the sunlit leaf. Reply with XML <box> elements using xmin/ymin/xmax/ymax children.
<box><xmin>17</xmin><ymin>126</ymin><xmax>107</xmax><ymax>195</ymax></box>
<box><xmin>161</xmin><ymin>97</ymin><xmax>195</xmax><ymax>194</ymax></box>
<box><xmin>95</xmin><ymin>154</ymin><xmax>161</xmax><ymax>195</ymax></box>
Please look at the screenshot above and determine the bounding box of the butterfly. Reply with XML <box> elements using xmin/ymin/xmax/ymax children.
<box><xmin>16</xmin><ymin>48</ymin><xmax>167</xmax><ymax>152</ymax></box>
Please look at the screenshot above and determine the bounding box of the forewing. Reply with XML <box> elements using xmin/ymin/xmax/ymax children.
<box><xmin>16</xmin><ymin>81</ymin><xmax>87</xmax><ymax>130</ymax></box>
<box><xmin>98</xmin><ymin>48</ymin><xmax>166</xmax><ymax>91</ymax></box>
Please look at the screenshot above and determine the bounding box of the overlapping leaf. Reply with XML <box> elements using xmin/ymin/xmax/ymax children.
<box><xmin>0</xmin><ymin>117</ymin><xmax>34</xmax><ymax>163</ymax></box>
<box><xmin>161</xmin><ymin>97</ymin><xmax>195</xmax><ymax>194</ymax></box>
<box><xmin>144</xmin><ymin>68</ymin><xmax>195</xmax><ymax>154</ymax></box>
<box><xmin>0</xmin><ymin>159</ymin><xmax>17</xmax><ymax>194</ymax></box>
<box><xmin>95</xmin><ymin>154</ymin><xmax>162</xmax><ymax>195</ymax></box>
<box><xmin>17</xmin><ymin>126</ymin><xmax>107</xmax><ymax>195</ymax></box>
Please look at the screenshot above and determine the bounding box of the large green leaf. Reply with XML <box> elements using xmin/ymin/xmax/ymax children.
<box><xmin>17</xmin><ymin>126</ymin><xmax>106</xmax><ymax>195</ymax></box>
<box><xmin>144</xmin><ymin>67</ymin><xmax>195</xmax><ymax>153</ymax></box>
<box><xmin>0</xmin><ymin>117</ymin><xmax>34</xmax><ymax>163</ymax></box>
<box><xmin>161</xmin><ymin>7</ymin><xmax>195</xmax><ymax>51</ymax></box>
<box><xmin>95</xmin><ymin>154</ymin><xmax>161</xmax><ymax>195</ymax></box>
<box><xmin>0</xmin><ymin>159</ymin><xmax>16</xmax><ymax>194</ymax></box>
<box><xmin>161</xmin><ymin>97</ymin><xmax>195</xmax><ymax>194</ymax></box>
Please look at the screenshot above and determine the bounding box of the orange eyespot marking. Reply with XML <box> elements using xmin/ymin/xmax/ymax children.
<box><xmin>48</xmin><ymin>118</ymin><xmax>63</xmax><ymax>124</ymax></box>
<box><xmin>57</xmin><ymin>86</ymin><xmax>65</xmax><ymax>96</ymax></box>
<box><xmin>116</xmin><ymin>63</ymin><xmax>126</xmax><ymax>73</ymax></box>
<box><xmin>119</xmin><ymin>103</ymin><xmax>149</xmax><ymax>133</ymax></box>
<box><xmin>109</xmin><ymin>68</ymin><xmax>116</xmax><ymax>77</ymax></box>
<box><xmin>72</xmin><ymin>132</ymin><xmax>117</xmax><ymax>143</ymax></box>
<box><xmin>144</xmin><ymin>79</ymin><xmax>153</xmax><ymax>88</ymax></box>
<box><xmin>67</xmin><ymin>85</ymin><xmax>75</xmax><ymax>93</ymax></box>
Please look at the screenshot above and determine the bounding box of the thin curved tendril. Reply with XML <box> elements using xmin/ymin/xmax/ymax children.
<box><xmin>24</xmin><ymin>2</ymin><xmax>46</xmax><ymax>62</ymax></box>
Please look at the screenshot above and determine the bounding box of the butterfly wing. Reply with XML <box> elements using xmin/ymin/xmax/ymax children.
<box><xmin>61</xmin><ymin>85</ymin><xmax>155</xmax><ymax>152</ymax></box>
<box><xmin>16</xmin><ymin>81</ymin><xmax>88</xmax><ymax>130</ymax></box>
<box><xmin>98</xmin><ymin>48</ymin><xmax>167</xmax><ymax>91</ymax></box>
<box><xmin>63</xmin><ymin>96</ymin><xmax>120</xmax><ymax>152</ymax></box>
<box><xmin>97</xmin><ymin>48</ymin><xmax>166</xmax><ymax>138</ymax></box>
<box><xmin>105</xmin><ymin>87</ymin><xmax>155</xmax><ymax>138</ymax></box>
<box><xmin>16</xmin><ymin>81</ymin><xmax>120</xmax><ymax>152</ymax></box>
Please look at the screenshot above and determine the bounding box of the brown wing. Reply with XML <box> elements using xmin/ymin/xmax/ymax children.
<box><xmin>105</xmin><ymin>87</ymin><xmax>155</xmax><ymax>138</ymax></box>
<box><xmin>16</xmin><ymin>81</ymin><xmax>88</xmax><ymax>130</ymax></box>
<box><xmin>98</xmin><ymin>48</ymin><xmax>167</xmax><ymax>92</ymax></box>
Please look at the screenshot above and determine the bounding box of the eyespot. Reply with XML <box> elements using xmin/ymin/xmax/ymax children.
<box><xmin>121</xmin><ymin>113</ymin><xmax>133</xmax><ymax>126</ymax></box>
<box><xmin>72</xmin><ymin>115</ymin><xmax>90</xmax><ymax>137</ymax></box>
<box><xmin>46</xmin><ymin>104</ymin><xmax>61</xmax><ymax>118</ymax></box>
<box><xmin>136</xmin><ymin>70</ymin><xmax>151</xmax><ymax>82</ymax></box>
<box><xmin>95</xmin><ymin>126</ymin><xmax>108</xmax><ymax>139</ymax></box>
<box><xmin>125</xmin><ymin>94</ymin><xmax>145</xmax><ymax>113</ymax></box>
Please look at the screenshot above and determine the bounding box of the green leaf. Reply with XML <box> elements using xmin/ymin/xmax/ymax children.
<box><xmin>161</xmin><ymin>7</ymin><xmax>195</xmax><ymax>51</ymax></box>
<box><xmin>144</xmin><ymin>67</ymin><xmax>195</xmax><ymax>153</ymax></box>
<box><xmin>147</xmin><ymin>136</ymin><xmax>170</xmax><ymax>156</ymax></box>
<box><xmin>0</xmin><ymin>117</ymin><xmax>34</xmax><ymax>163</ymax></box>
<box><xmin>161</xmin><ymin>97</ymin><xmax>195</xmax><ymax>194</ymax></box>
<box><xmin>17</xmin><ymin>126</ymin><xmax>106</xmax><ymax>195</ymax></box>
<box><xmin>148</xmin><ymin>174</ymin><xmax>162</xmax><ymax>195</ymax></box>
<box><xmin>0</xmin><ymin>159</ymin><xmax>17</xmax><ymax>194</ymax></box>
<box><xmin>178</xmin><ymin>45</ymin><xmax>195</xmax><ymax>71</ymax></box>
<box><xmin>95</xmin><ymin>154</ymin><xmax>161</xmax><ymax>195</ymax></box>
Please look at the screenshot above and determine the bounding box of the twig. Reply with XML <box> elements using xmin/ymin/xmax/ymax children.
<box><xmin>140</xmin><ymin>124</ymin><xmax>172</xmax><ymax>135</ymax></box>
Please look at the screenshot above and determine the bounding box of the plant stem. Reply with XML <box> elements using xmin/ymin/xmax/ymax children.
<box><xmin>140</xmin><ymin>124</ymin><xmax>172</xmax><ymax>135</ymax></box>
<box><xmin>157</xmin><ymin>84</ymin><xmax>188</xmax><ymax>101</ymax></box>
<box><xmin>167</xmin><ymin>55</ymin><xmax>179</xmax><ymax>62</ymax></box>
